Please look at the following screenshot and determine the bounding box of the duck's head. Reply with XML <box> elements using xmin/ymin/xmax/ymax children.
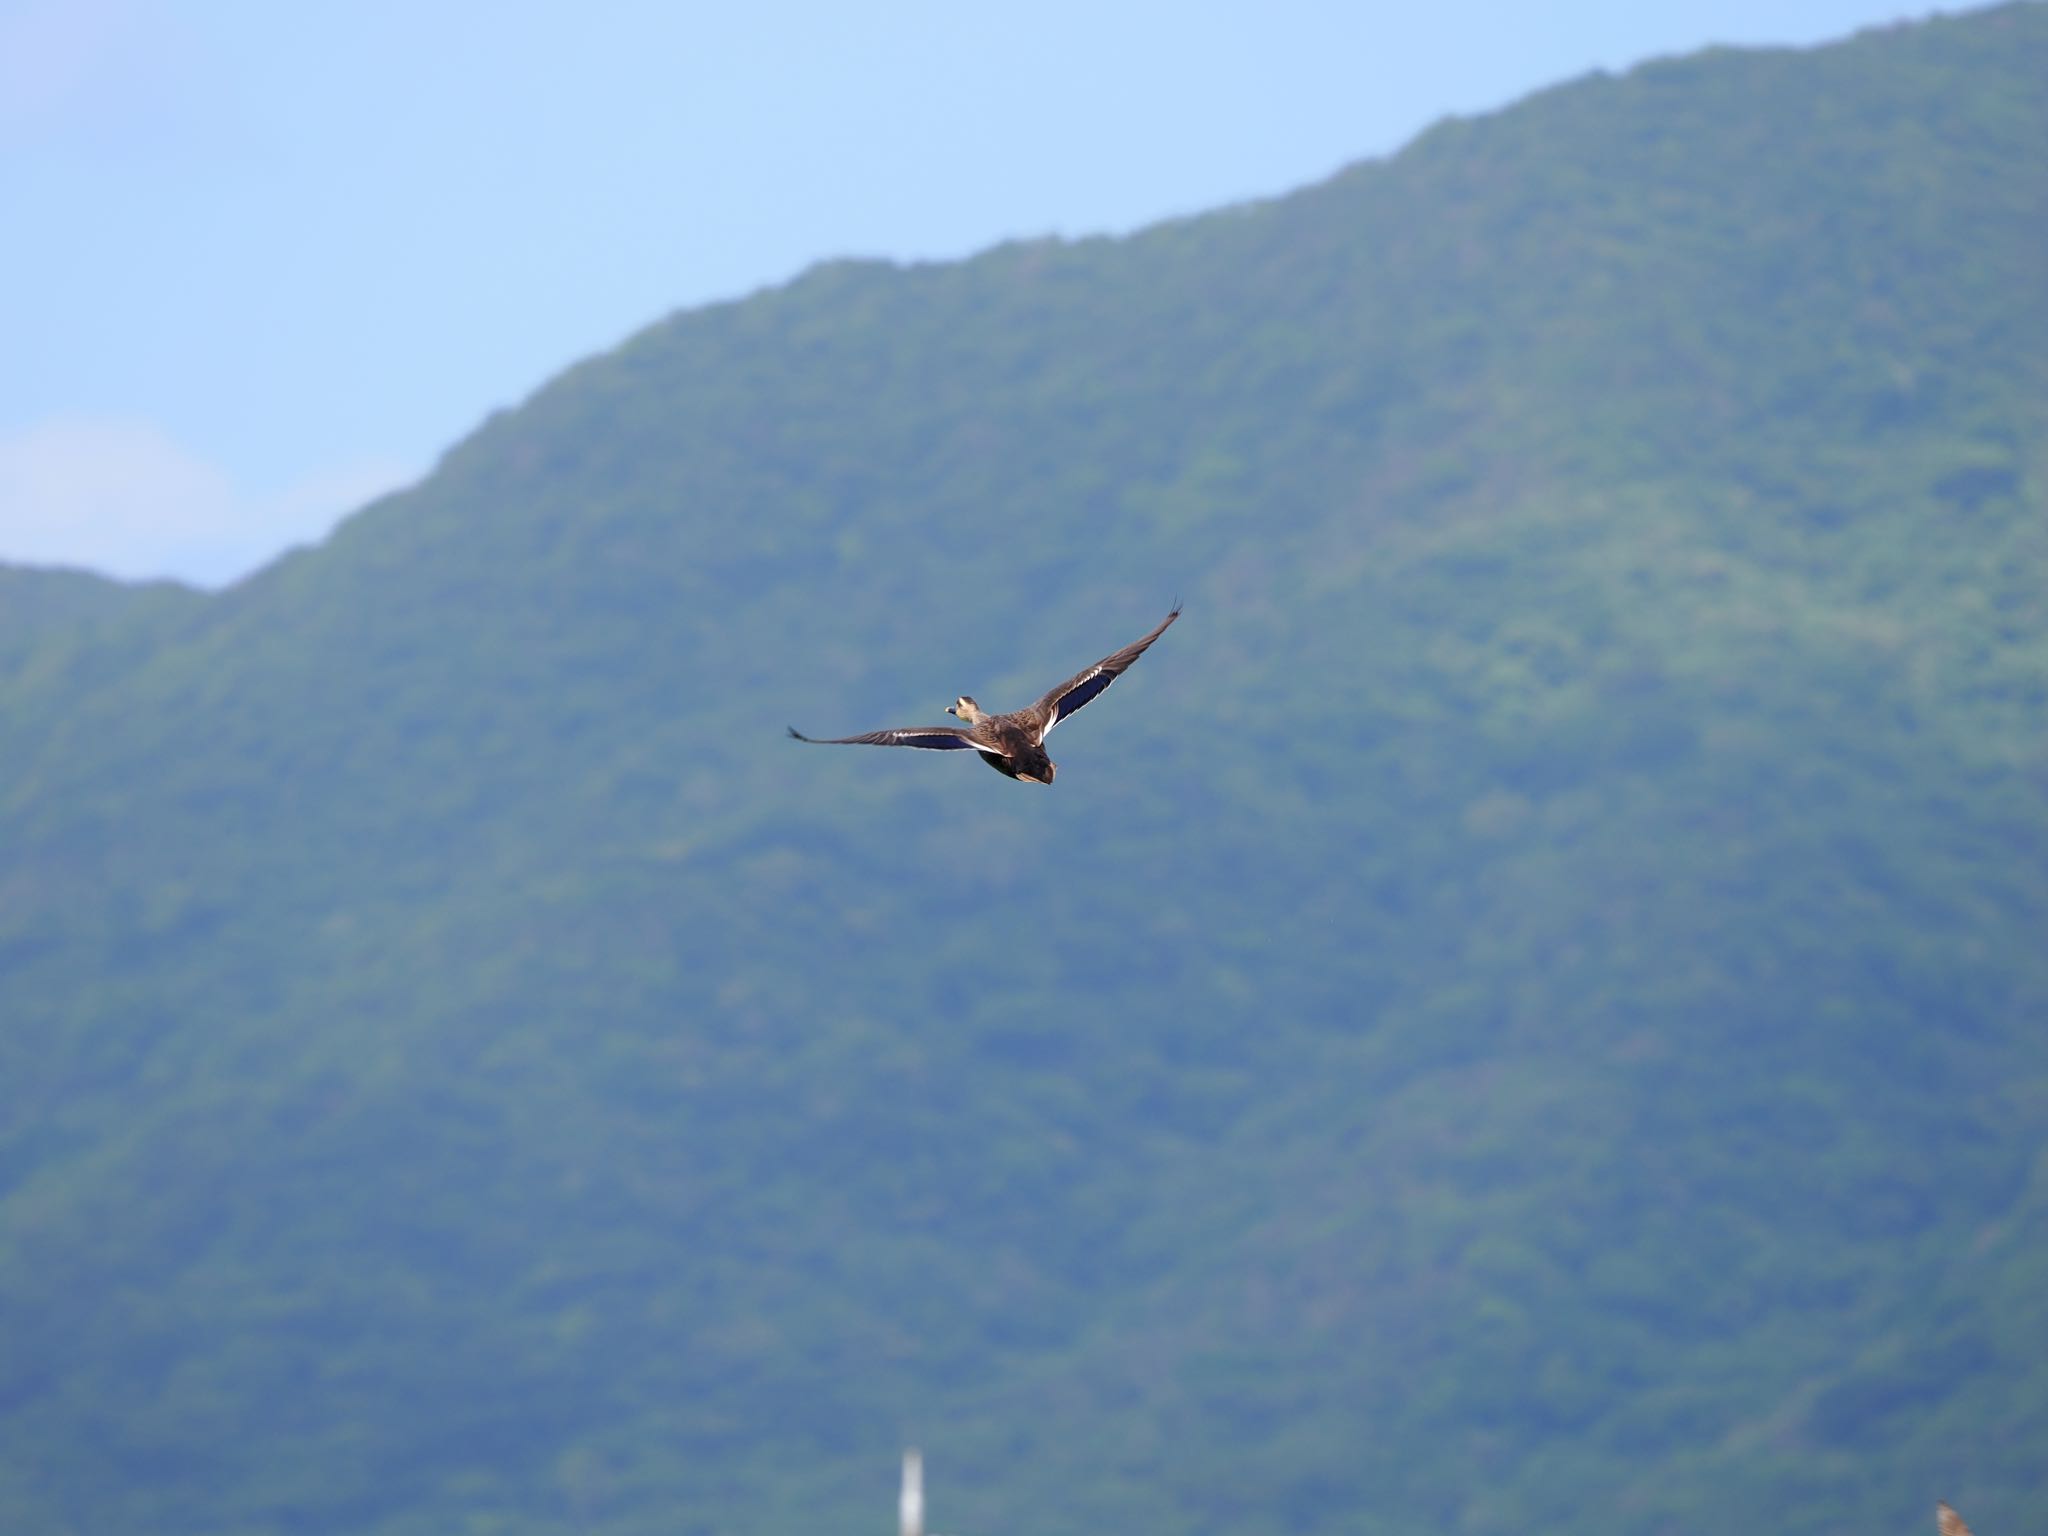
<box><xmin>946</xmin><ymin>695</ymin><xmax>984</xmax><ymax>724</ymax></box>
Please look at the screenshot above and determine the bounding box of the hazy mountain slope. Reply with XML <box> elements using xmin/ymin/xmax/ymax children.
<box><xmin>0</xmin><ymin>564</ymin><xmax>172</xmax><ymax>638</ymax></box>
<box><xmin>2</xmin><ymin>8</ymin><xmax>2046</xmax><ymax>1536</ymax></box>
<box><xmin>0</xmin><ymin>565</ymin><xmax>197</xmax><ymax>688</ymax></box>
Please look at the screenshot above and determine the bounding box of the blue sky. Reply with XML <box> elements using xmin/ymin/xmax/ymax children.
<box><xmin>4</xmin><ymin>0</ymin><xmax>1941</xmax><ymax>586</ymax></box>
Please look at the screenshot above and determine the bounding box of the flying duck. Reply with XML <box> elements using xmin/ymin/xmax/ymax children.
<box><xmin>789</xmin><ymin>605</ymin><xmax>1181</xmax><ymax>784</ymax></box>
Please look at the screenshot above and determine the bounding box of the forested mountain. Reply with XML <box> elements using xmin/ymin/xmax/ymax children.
<box><xmin>3</xmin><ymin>7</ymin><xmax>2045</xmax><ymax>1534</ymax></box>
<box><xmin>0</xmin><ymin>566</ymin><xmax>197</xmax><ymax>685</ymax></box>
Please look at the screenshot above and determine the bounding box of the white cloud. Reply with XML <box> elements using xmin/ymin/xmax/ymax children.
<box><xmin>0</xmin><ymin>416</ymin><xmax>414</xmax><ymax>588</ymax></box>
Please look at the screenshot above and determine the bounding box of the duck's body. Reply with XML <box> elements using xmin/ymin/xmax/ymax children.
<box><xmin>790</xmin><ymin>605</ymin><xmax>1180</xmax><ymax>785</ymax></box>
<box><xmin>942</xmin><ymin>696</ymin><xmax>1060</xmax><ymax>783</ymax></box>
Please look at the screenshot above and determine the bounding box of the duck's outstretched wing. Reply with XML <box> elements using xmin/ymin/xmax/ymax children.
<box><xmin>1938</xmin><ymin>1504</ymin><xmax>1973</xmax><ymax>1536</ymax></box>
<box><xmin>1022</xmin><ymin>604</ymin><xmax>1181</xmax><ymax>742</ymax></box>
<box><xmin>788</xmin><ymin>725</ymin><xmax>992</xmax><ymax>752</ymax></box>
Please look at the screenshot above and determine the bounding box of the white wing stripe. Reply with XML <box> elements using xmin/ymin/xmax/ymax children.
<box><xmin>1040</xmin><ymin>667</ymin><xmax>1110</xmax><ymax>738</ymax></box>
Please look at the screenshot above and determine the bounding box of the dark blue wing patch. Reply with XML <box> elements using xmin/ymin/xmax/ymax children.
<box><xmin>891</xmin><ymin>731</ymin><xmax>978</xmax><ymax>750</ymax></box>
<box><xmin>1054</xmin><ymin>669</ymin><xmax>1116</xmax><ymax>722</ymax></box>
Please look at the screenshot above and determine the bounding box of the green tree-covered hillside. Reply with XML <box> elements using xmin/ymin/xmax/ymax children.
<box><xmin>3</xmin><ymin>8</ymin><xmax>2046</xmax><ymax>1534</ymax></box>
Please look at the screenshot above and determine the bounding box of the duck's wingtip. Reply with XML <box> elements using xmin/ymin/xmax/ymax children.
<box><xmin>787</xmin><ymin>726</ymin><xmax>809</xmax><ymax>741</ymax></box>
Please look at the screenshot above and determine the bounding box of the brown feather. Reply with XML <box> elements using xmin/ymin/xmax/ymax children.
<box><xmin>1019</xmin><ymin>604</ymin><xmax>1182</xmax><ymax>743</ymax></box>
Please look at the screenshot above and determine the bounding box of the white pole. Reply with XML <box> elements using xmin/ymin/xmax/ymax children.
<box><xmin>900</xmin><ymin>1451</ymin><xmax>925</xmax><ymax>1536</ymax></box>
